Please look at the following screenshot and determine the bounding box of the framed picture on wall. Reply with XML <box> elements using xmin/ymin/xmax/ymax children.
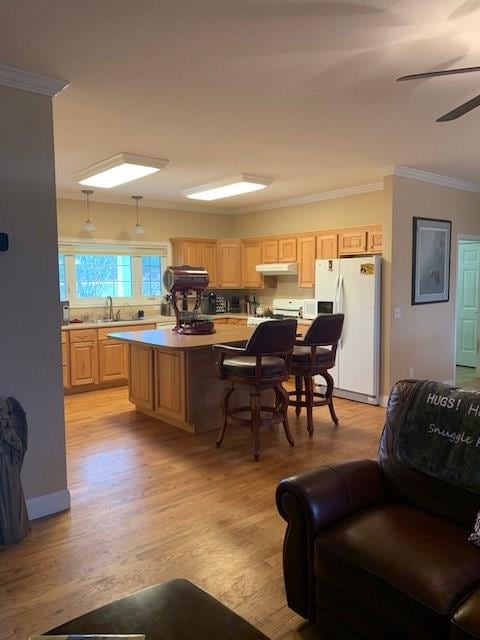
<box><xmin>412</xmin><ymin>216</ymin><xmax>451</xmax><ymax>305</ymax></box>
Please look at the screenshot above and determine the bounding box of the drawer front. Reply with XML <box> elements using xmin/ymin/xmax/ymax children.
<box><xmin>69</xmin><ymin>329</ymin><xmax>97</xmax><ymax>343</ymax></box>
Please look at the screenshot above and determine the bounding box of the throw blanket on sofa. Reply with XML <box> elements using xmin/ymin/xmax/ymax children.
<box><xmin>395</xmin><ymin>380</ymin><xmax>480</xmax><ymax>495</ymax></box>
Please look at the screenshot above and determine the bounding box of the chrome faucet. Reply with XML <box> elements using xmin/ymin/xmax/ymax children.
<box><xmin>105</xmin><ymin>296</ymin><xmax>114</xmax><ymax>321</ymax></box>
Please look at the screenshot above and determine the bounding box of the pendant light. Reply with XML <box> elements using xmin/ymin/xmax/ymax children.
<box><xmin>81</xmin><ymin>189</ymin><xmax>96</xmax><ymax>232</ymax></box>
<box><xmin>132</xmin><ymin>195</ymin><xmax>145</xmax><ymax>235</ymax></box>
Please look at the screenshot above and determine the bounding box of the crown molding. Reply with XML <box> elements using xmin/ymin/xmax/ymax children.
<box><xmin>0</xmin><ymin>65</ymin><xmax>69</xmax><ymax>97</ymax></box>
<box><xmin>379</xmin><ymin>165</ymin><xmax>480</xmax><ymax>194</ymax></box>
<box><xmin>234</xmin><ymin>181</ymin><xmax>384</xmax><ymax>214</ymax></box>
<box><xmin>56</xmin><ymin>190</ymin><xmax>231</xmax><ymax>215</ymax></box>
<box><xmin>0</xmin><ymin>65</ymin><xmax>70</xmax><ymax>97</ymax></box>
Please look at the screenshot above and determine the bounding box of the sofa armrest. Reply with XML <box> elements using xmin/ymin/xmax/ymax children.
<box><xmin>275</xmin><ymin>459</ymin><xmax>384</xmax><ymax>620</ymax></box>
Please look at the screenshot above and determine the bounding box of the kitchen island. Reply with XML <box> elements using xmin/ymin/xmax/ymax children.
<box><xmin>109</xmin><ymin>326</ymin><xmax>254</xmax><ymax>434</ymax></box>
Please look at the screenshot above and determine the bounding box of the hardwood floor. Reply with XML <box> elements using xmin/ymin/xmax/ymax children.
<box><xmin>0</xmin><ymin>387</ymin><xmax>385</xmax><ymax>640</ymax></box>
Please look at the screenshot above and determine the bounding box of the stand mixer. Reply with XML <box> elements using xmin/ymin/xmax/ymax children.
<box><xmin>163</xmin><ymin>265</ymin><xmax>215</xmax><ymax>335</ymax></box>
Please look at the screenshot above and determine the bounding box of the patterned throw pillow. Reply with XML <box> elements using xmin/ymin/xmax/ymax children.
<box><xmin>469</xmin><ymin>511</ymin><xmax>480</xmax><ymax>547</ymax></box>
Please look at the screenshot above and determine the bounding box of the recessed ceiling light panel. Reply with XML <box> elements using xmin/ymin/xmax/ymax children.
<box><xmin>72</xmin><ymin>153</ymin><xmax>169</xmax><ymax>189</ymax></box>
<box><xmin>183</xmin><ymin>173</ymin><xmax>273</xmax><ymax>201</ymax></box>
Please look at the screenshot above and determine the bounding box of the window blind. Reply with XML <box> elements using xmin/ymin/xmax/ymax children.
<box><xmin>58</xmin><ymin>242</ymin><xmax>169</xmax><ymax>257</ymax></box>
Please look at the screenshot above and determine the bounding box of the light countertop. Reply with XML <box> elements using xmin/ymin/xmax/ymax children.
<box><xmin>61</xmin><ymin>315</ymin><xmax>175</xmax><ymax>330</ymax></box>
<box><xmin>61</xmin><ymin>312</ymin><xmax>311</xmax><ymax>331</ymax></box>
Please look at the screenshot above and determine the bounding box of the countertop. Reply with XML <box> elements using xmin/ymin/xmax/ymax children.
<box><xmin>61</xmin><ymin>312</ymin><xmax>311</xmax><ymax>331</ymax></box>
<box><xmin>61</xmin><ymin>315</ymin><xmax>175</xmax><ymax>330</ymax></box>
<box><xmin>109</xmin><ymin>326</ymin><xmax>253</xmax><ymax>350</ymax></box>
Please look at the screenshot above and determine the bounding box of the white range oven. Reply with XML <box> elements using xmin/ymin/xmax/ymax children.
<box><xmin>247</xmin><ymin>298</ymin><xmax>303</xmax><ymax>326</ymax></box>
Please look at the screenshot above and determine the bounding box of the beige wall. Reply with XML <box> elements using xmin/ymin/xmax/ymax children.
<box><xmin>0</xmin><ymin>86</ymin><xmax>68</xmax><ymax>511</ymax></box>
<box><xmin>232</xmin><ymin>189</ymin><xmax>385</xmax><ymax>237</ymax></box>
<box><xmin>387</xmin><ymin>176</ymin><xmax>480</xmax><ymax>394</ymax></box>
<box><xmin>379</xmin><ymin>177</ymin><xmax>394</xmax><ymax>399</ymax></box>
<box><xmin>57</xmin><ymin>198</ymin><xmax>234</xmax><ymax>242</ymax></box>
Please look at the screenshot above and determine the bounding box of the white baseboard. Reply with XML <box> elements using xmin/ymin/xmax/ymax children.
<box><xmin>27</xmin><ymin>488</ymin><xmax>71</xmax><ymax>520</ymax></box>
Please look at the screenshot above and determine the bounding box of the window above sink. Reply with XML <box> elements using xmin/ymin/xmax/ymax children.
<box><xmin>58</xmin><ymin>239</ymin><xmax>171</xmax><ymax>307</ymax></box>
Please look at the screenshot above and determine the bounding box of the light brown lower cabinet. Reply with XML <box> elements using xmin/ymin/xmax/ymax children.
<box><xmin>61</xmin><ymin>333</ymin><xmax>70</xmax><ymax>388</ymax></box>
<box><xmin>213</xmin><ymin>317</ymin><xmax>247</xmax><ymax>326</ymax></box>
<box><xmin>98</xmin><ymin>340</ymin><xmax>128</xmax><ymax>383</ymax></box>
<box><xmin>64</xmin><ymin>323</ymin><xmax>155</xmax><ymax>392</ymax></box>
<box><xmin>129</xmin><ymin>344</ymin><xmax>154</xmax><ymax>410</ymax></box>
<box><xmin>154</xmin><ymin>349</ymin><xmax>186</xmax><ymax>422</ymax></box>
<box><xmin>70</xmin><ymin>341</ymin><xmax>98</xmax><ymax>386</ymax></box>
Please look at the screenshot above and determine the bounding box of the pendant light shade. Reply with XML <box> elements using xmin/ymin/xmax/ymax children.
<box><xmin>132</xmin><ymin>195</ymin><xmax>145</xmax><ymax>235</ymax></box>
<box><xmin>81</xmin><ymin>189</ymin><xmax>96</xmax><ymax>232</ymax></box>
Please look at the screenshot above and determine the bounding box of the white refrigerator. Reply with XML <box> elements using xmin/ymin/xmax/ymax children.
<box><xmin>314</xmin><ymin>256</ymin><xmax>381</xmax><ymax>405</ymax></box>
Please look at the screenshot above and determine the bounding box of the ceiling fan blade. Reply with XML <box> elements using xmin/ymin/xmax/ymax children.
<box><xmin>437</xmin><ymin>94</ymin><xmax>480</xmax><ymax>122</ymax></box>
<box><xmin>397</xmin><ymin>66</ymin><xmax>480</xmax><ymax>81</ymax></box>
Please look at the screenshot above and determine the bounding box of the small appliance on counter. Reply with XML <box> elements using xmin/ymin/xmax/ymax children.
<box><xmin>60</xmin><ymin>300</ymin><xmax>70</xmax><ymax>325</ymax></box>
<box><xmin>163</xmin><ymin>265</ymin><xmax>215</xmax><ymax>334</ymax></box>
<box><xmin>216</xmin><ymin>295</ymin><xmax>226</xmax><ymax>313</ymax></box>
<box><xmin>160</xmin><ymin>296</ymin><xmax>172</xmax><ymax>316</ymax></box>
<box><xmin>302</xmin><ymin>298</ymin><xmax>334</xmax><ymax>319</ymax></box>
<box><xmin>203</xmin><ymin>291</ymin><xmax>217</xmax><ymax>314</ymax></box>
<box><xmin>229</xmin><ymin>295</ymin><xmax>241</xmax><ymax>313</ymax></box>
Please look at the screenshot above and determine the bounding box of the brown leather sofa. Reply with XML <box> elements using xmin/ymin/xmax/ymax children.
<box><xmin>276</xmin><ymin>380</ymin><xmax>480</xmax><ymax>640</ymax></box>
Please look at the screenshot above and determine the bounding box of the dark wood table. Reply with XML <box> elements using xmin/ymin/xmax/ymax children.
<box><xmin>45</xmin><ymin>578</ymin><xmax>269</xmax><ymax>640</ymax></box>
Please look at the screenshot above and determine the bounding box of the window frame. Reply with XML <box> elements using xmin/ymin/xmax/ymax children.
<box><xmin>58</xmin><ymin>237</ymin><xmax>171</xmax><ymax>308</ymax></box>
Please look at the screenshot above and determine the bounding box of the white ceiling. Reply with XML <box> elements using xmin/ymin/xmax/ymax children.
<box><xmin>1</xmin><ymin>0</ymin><xmax>480</xmax><ymax>213</ymax></box>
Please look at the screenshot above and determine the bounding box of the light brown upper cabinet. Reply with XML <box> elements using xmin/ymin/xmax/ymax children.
<box><xmin>278</xmin><ymin>237</ymin><xmax>297</xmax><ymax>262</ymax></box>
<box><xmin>218</xmin><ymin>239</ymin><xmax>242</xmax><ymax>288</ymax></box>
<box><xmin>316</xmin><ymin>234</ymin><xmax>338</xmax><ymax>259</ymax></box>
<box><xmin>172</xmin><ymin>239</ymin><xmax>201</xmax><ymax>266</ymax></box>
<box><xmin>298</xmin><ymin>236</ymin><xmax>316</xmax><ymax>288</ymax></box>
<box><xmin>261</xmin><ymin>239</ymin><xmax>279</xmax><ymax>263</ymax></box>
<box><xmin>338</xmin><ymin>230</ymin><xmax>368</xmax><ymax>256</ymax></box>
<box><xmin>242</xmin><ymin>240</ymin><xmax>263</xmax><ymax>289</ymax></box>
<box><xmin>367</xmin><ymin>227</ymin><xmax>384</xmax><ymax>254</ymax></box>
<box><xmin>171</xmin><ymin>238</ymin><xmax>218</xmax><ymax>287</ymax></box>
<box><xmin>201</xmin><ymin>241</ymin><xmax>219</xmax><ymax>288</ymax></box>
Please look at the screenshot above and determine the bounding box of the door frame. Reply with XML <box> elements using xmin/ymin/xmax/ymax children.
<box><xmin>453</xmin><ymin>234</ymin><xmax>480</xmax><ymax>383</ymax></box>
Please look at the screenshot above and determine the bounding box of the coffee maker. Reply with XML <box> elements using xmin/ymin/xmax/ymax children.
<box><xmin>205</xmin><ymin>291</ymin><xmax>217</xmax><ymax>314</ymax></box>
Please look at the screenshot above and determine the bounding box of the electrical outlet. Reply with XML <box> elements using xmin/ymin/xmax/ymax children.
<box><xmin>394</xmin><ymin>307</ymin><xmax>401</xmax><ymax>319</ymax></box>
<box><xmin>409</xmin><ymin>367</ymin><xmax>414</xmax><ymax>378</ymax></box>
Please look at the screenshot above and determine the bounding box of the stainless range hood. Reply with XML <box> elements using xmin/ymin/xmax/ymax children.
<box><xmin>255</xmin><ymin>262</ymin><xmax>298</xmax><ymax>275</ymax></box>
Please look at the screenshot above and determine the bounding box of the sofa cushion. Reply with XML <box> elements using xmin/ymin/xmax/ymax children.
<box><xmin>451</xmin><ymin>590</ymin><xmax>480</xmax><ymax>640</ymax></box>
<box><xmin>314</xmin><ymin>504</ymin><xmax>480</xmax><ymax>626</ymax></box>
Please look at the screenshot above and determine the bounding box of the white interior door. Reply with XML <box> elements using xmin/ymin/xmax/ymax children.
<box><xmin>456</xmin><ymin>242</ymin><xmax>480</xmax><ymax>367</ymax></box>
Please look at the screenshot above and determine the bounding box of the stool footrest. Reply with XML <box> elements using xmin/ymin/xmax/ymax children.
<box><xmin>227</xmin><ymin>405</ymin><xmax>284</xmax><ymax>428</ymax></box>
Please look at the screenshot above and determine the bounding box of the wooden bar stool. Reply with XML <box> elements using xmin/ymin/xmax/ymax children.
<box><xmin>214</xmin><ymin>319</ymin><xmax>298</xmax><ymax>460</ymax></box>
<box><xmin>289</xmin><ymin>314</ymin><xmax>344</xmax><ymax>436</ymax></box>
